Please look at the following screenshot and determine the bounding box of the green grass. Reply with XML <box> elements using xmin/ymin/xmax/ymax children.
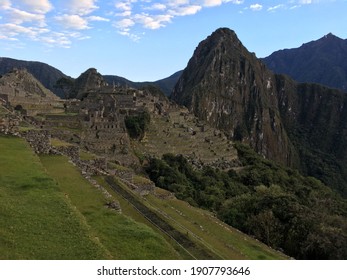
<box><xmin>107</xmin><ymin>162</ymin><xmax>132</xmax><ymax>172</ymax></box>
<box><xmin>95</xmin><ymin>176</ymin><xmax>287</xmax><ymax>260</ymax></box>
<box><xmin>40</xmin><ymin>155</ymin><xmax>180</xmax><ymax>259</ymax></box>
<box><xmin>144</xmin><ymin>193</ymin><xmax>288</xmax><ymax>260</ymax></box>
<box><xmin>79</xmin><ymin>150</ymin><xmax>98</xmax><ymax>160</ymax></box>
<box><xmin>94</xmin><ymin>176</ymin><xmax>193</xmax><ymax>259</ymax></box>
<box><xmin>0</xmin><ymin>136</ymin><xmax>108</xmax><ymax>259</ymax></box>
<box><xmin>50</xmin><ymin>138</ymin><xmax>73</xmax><ymax>148</ymax></box>
<box><xmin>133</xmin><ymin>175</ymin><xmax>152</xmax><ymax>185</ymax></box>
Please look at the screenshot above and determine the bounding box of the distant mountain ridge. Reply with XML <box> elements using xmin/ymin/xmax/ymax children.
<box><xmin>0</xmin><ymin>57</ymin><xmax>181</xmax><ymax>98</ymax></box>
<box><xmin>103</xmin><ymin>70</ymin><xmax>182</xmax><ymax>96</ymax></box>
<box><xmin>262</xmin><ymin>33</ymin><xmax>347</xmax><ymax>92</ymax></box>
<box><xmin>0</xmin><ymin>57</ymin><xmax>68</xmax><ymax>98</ymax></box>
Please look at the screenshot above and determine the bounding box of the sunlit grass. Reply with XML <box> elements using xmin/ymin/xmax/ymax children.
<box><xmin>40</xmin><ymin>155</ymin><xmax>180</xmax><ymax>259</ymax></box>
<box><xmin>0</xmin><ymin>136</ymin><xmax>108</xmax><ymax>259</ymax></box>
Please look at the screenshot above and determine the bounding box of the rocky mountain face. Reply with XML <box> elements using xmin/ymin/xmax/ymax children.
<box><xmin>0</xmin><ymin>57</ymin><xmax>68</xmax><ymax>98</ymax></box>
<box><xmin>172</xmin><ymin>28</ymin><xmax>347</xmax><ymax>196</ymax></box>
<box><xmin>262</xmin><ymin>33</ymin><xmax>347</xmax><ymax>92</ymax></box>
<box><xmin>172</xmin><ymin>28</ymin><xmax>295</xmax><ymax>166</ymax></box>
<box><xmin>56</xmin><ymin>68</ymin><xmax>109</xmax><ymax>99</ymax></box>
<box><xmin>276</xmin><ymin>75</ymin><xmax>347</xmax><ymax>194</ymax></box>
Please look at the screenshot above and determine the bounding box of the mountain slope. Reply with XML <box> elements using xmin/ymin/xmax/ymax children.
<box><xmin>263</xmin><ymin>33</ymin><xmax>347</xmax><ymax>92</ymax></box>
<box><xmin>172</xmin><ymin>27</ymin><xmax>347</xmax><ymax>196</ymax></box>
<box><xmin>172</xmin><ymin>28</ymin><xmax>295</xmax><ymax>166</ymax></box>
<box><xmin>0</xmin><ymin>57</ymin><xmax>69</xmax><ymax>98</ymax></box>
<box><xmin>0</xmin><ymin>57</ymin><xmax>181</xmax><ymax>98</ymax></box>
<box><xmin>0</xmin><ymin>68</ymin><xmax>59</xmax><ymax>100</ymax></box>
<box><xmin>104</xmin><ymin>70</ymin><xmax>182</xmax><ymax>96</ymax></box>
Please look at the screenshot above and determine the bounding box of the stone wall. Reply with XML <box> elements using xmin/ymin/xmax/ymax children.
<box><xmin>0</xmin><ymin>112</ymin><xmax>21</xmax><ymax>135</ymax></box>
<box><xmin>55</xmin><ymin>145</ymin><xmax>80</xmax><ymax>160</ymax></box>
<box><xmin>22</xmin><ymin>129</ymin><xmax>51</xmax><ymax>154</ymax></box>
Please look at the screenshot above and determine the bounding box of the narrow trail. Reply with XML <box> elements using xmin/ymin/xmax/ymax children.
<box><xmin>105</xmin><ymin>176</ymin><xmax>219</xmax><ymax>260</ymax></box>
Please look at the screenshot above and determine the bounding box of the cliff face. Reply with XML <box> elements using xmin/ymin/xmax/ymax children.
<box><xmin>276</xmin><ymin>75</ymin><xmax>347</xmax><ymax>194</ymax></box>
<box><xmin>172</xmin><ymin>28</ymin><xmax>347</xmax><ymax>195</ymax></box>
<box><xmin>172</xmin><ymin>28</ymin><xmax>295</xmax><ymax>165</ymax></box>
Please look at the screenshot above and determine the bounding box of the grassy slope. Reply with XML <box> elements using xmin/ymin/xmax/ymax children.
<box><xmin>39</xmin><ymin>155</ymin><xmax>180</xmax><ymax>260</ymax></box>
<box><xmin>0</xmin><ymin>135</ymin><xmax>179</xmax><ymax>259</ymax></box>
<box><xmin>145</xmin><ymin>190</ymin><xmax>287</xmax><ymax>260</ymax></box>
<box><xmin>0</xmin><ymin>136</ymin><xmax>108</xmax><ymax>259</ymax></box>
<box><xmin>0</xmin><ymin>135</ymin><xmax>287</xmax><ymax>260</ymax></box>
<box><xmin>96</xmin><ymin>176</ymin><xmax>287</xmax><ymax>260</ymax></box>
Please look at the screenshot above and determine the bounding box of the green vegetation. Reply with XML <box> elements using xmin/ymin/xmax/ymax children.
<box><xmin>50</xmin><ymin>138</ymin><xmax>73</xmax><ymax>147</ymax></box>
<box><xmin>95</xmin><ymin>176</ymin><xmax>286</xmax><ymax>259</ymax></box>
<box><xmin>79</xmin><ymin>149</ymin><xmax>98</xmax><ymax>160</ymax></box>
<box><xmin>40</xmin><ymin>154</ymin><xmax>179</xmax><ymax>259</ymax></box>
<box><xmin>0</xmin><ymin>135</ymin><xmax>179</xmax><ymax>259</ymax></box>
<box><xmin>145</xmin><ymin>189</ymin><xmax>287</xmax><ymax>260</ymax></box>
<box><xmin>0</xmin><ymin>136</ymin><xmax>108</xmax><ymax>259</ymax></box>
<box><xmin>125</xmin><ymin>111</ymin><xmax>150</xmax><ymax>140</ymax></box>
<box><xmin>145</xmin><ymin>143</ymin><xmax>347</xmax><ymax>259</ymax></box>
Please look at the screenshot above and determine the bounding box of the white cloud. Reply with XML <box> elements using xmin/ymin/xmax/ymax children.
<box><xmin>299</xmin><ymin>0</ymin><xmax>313</xmax><ymax>3</ymax></box>
<box><xmin>55</xmin><ymin>14</ymin><xmax>90</xmax><ymax>30</ymax></box>
<box><xmin>144</xmin><ymin>3</ymin><xmax>167</xmax><ymax>11</ymax></box>
<box><xmin>0</xmin><ymin>0</ymin><xmax>11</xmax><ymax>9</ymax></box>
<box><xmin>267</xmin><ymin>4</ymin><xmax>285</xmax><ymax>12</ymax></box>
<box><xmin>201</xmin><ymin>0</ymin><xmax>244</xmax><ymax>6</ymax></box>
<box><xmin>115</xmin><ymin>1</ymin><xmax>132</xmax><ymax>12</ymax></box>
<box><xmin>133</xmin><ymin>13</ymin><xmax>173</xmax><ymax>29</ymax></box>
<box><xmin>115</xmin><ymin>18</ymin><xmax>135</xmax><ymax>29</ymax></box>
<box><xmin>167</xmin><ymin>0</ymin><xmax>190</xmax><ymax>7</ymax></box>
<box><xmin>203</xmin><ymin>0</ymin><xmax>223</xmax><ymax>7</ymax></box>
<box><xmin>226</xmin><ymin>0</ymin><xmax>244</xmax><ymax>3</ymax></box>
<box><xmin>67</xmin><ymin>0</ymin><xmax>98</xmax><ymax>16</ymax></box>
<box><xmin>88</xmin><ymin>16</ymin><xmax>110</xmax><ymax>22</ymax></box>
<box><xmin>7</xmin><ymin>8</ymin><xmax>46</xmax><ymax>26</ymax></box>
<box><xmin>169</xmin><ymin>5</ymin><xmax>202</xmax><ymax>16</ymax></box>
<box><xmin>17</xmin><ymin>0</ymin><xmax>53</xmax><ymax>14</ymax></box>
<box><xmin>0</xmin><ymin>0</ymin><xmax>251</xmax><ymax>47</ymax></box>
<box><xmin>0</xmin><ymin>23</ymin><xmax>50</xmax><ymax>41</ymax></box>
<box><xmin>112</xmin><ymin>0</ymin><xmax>247</xmax><ymax>40</ymax></box>
<box><xmin>250</xmin><ymin>3</ymin><xmax>263</xmax><ymax>11</ymax></box>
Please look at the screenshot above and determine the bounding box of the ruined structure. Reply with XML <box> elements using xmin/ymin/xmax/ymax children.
<box><xmin>0</xmin><ymin>68</ymin><xmax>64</xmax><ymax>116</ymax></box>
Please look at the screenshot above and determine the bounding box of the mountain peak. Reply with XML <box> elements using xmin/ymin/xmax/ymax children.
<box><xmin>204</xmin><ymin>27</ymin><xmax>241</xmax><ymax>46</ymax></box>
<box><xmin>172</xmin><ymin>28</ymin><xmax>291</xmax><ymax>165</ymax></box>
<box><xmin>263</xmin><ymin>32</ymin><xmax>347</xmax><ymax>91</ymax></box>
<box><xmin>323</xmin><ymin>32</ymin><xmax>339</xmax><ymax>39</ymax></box>
<box><xmin>211</xmin><ymin>27</ymin><xmax>237</xmax><ymax>38</ymax></box>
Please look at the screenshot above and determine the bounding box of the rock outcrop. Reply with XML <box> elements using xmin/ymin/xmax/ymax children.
<box><xmin>172</xmin><ymin>28</ymin><xmax>295</xmax><ymax>166</ymax></box>
<box><xmin>172</xmin><ymin>28</ymin><xmax>347</xmax><ymax>196</ymax></box>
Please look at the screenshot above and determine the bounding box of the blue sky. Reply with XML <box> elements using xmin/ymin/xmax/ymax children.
<box><xmin>0</xmin><ymin>0</ymin><xmax>346</xmax><ymax>81</ymax></box>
